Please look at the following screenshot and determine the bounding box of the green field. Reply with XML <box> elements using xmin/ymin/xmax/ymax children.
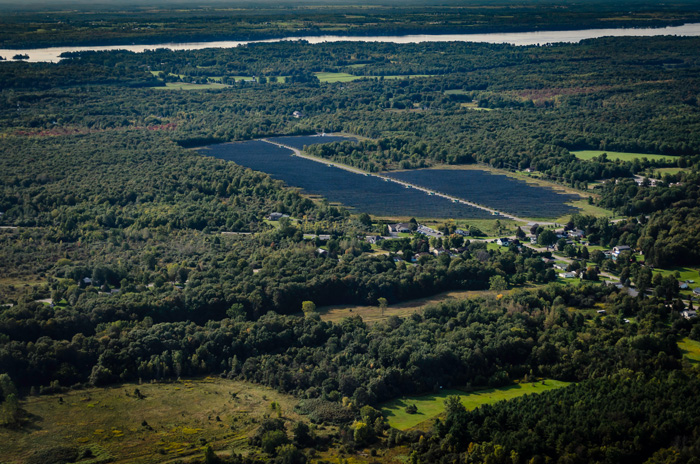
<box><xmin>382</xmin><ymin>380</ymin><xmax>571</xmax><ymax>430</ymax></box>
<box><xmin>571</xmin><ymin>150</ymin><xmax>677</xmax><ymax>163</ymax></box>
<box><xmin>315</xmin><ymin>72</ymin><xmax>366</xmax><ymax>82</ymax></box>
<box><xmin>156</xmin><ymin>82</ymin><xmax>229</xmax><ymax>90</ymax></box>
<box><xmin>679</xmin><ymin>338</ymin><xmax>700</xmax><ymax>364</ymax></box>
<box><xmin>650</xmin><ymin>167</ymin><xmax>686</xmax><ymax>175</ymax></box>
<box><xmin>652</xmin><ymin>266</ymin><xmax>699</xmax><ymax>284</ymax></box>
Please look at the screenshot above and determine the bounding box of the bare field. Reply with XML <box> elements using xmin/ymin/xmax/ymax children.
<box><xmin>317</xmin><ymin>289</ymin><xmax>501</xmax><ymax>324</ymax></box>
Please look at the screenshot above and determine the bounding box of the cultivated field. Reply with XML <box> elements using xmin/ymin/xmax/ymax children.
<box><xmin>571</xmin><ymin>150</ymin><xmax>677</xmax><ymax>163</ymax></box>
<box><xmin>382</xmin><ymin>380</ymin><xmax>571</xmax><ymax>430</ymax></box>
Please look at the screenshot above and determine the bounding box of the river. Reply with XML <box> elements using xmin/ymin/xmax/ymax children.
<box><xmin>2</xmin><ymin>23</ymin><xmax>700</xmax><ymax>63</ymax></box>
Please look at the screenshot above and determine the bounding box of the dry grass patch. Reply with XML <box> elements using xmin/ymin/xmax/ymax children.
<box><xmin>0</xmin><ymin>378</ymin><xmax>309</xmax><ymax>464</ymax></box>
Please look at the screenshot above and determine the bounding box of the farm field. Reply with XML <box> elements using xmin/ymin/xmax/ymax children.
<box><xmin>0</xmin><ymin>377</ymin><xmax>315</xmax><ymax>464</ymax></box>
<box><xmin>679</xmin><ymin>338</ymin><xmax>700</xmax><ymax>364</ymax></box>
<box><xmin>386</xmin><ymin>169</ymin><xmax>580</xmax><ymax>219</ymax></box>
<box><xmin>267</xmin><ymin>134</ymin><xmax>358</xmax><ymax>150</ymax></box>
<box><xmin>199</xmin><ymin>141</ymin><xmax>493</xmax><ymax>219</ymax></box>
<box><xmin>571</xmin><ymin>150</ymin><xmax>677</xmax><ymax>163</ymax></box>
<box><xmin>382</xmin><ymin>380</ymin><xmax>571</xmax><ymax>430</ymax></box>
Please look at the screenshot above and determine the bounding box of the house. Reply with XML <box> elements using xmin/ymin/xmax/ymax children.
<box><xmin>694</xmin><ymin>288</ymin><xmax>700</xmax><ymax>295</ymax></box>
<box><xmin>316</xmin><ymin>248</ymin><xmax>328</xmax><ymax>256</ymax></box>
<box><xmin>612</xmin><ymin>245</ymin><xmax>631</xmax><ymax>256</ymax></box>
<box><xmin>553</xmin><ymin>263</ymin><xmax>566</xmax><ymax>270</ymax></box>
<box><xmin>267</xmin><ymin>212</ymin><xmax>289</xmax><ymax>221</ymax></box>
<box><xmin>366</xmin><ymin>235</ymin><xmax>383</xmax><ymax>244</ymax></box>
<box><xmin>496</xmin><ymin>238</ymin><xmax>510</xmax><ymax>246</ymax></box>
<box><xmin>562</xmin><ymin>272</ymin><xmax>576</xmax><ymax>278</ymax></box>
<box><xmin>412</xmin><ymin>252</ymin><xmax>431</xmax><ymax>263</ymax></box>
<box><xmin>682</xmin><ymin>310</ymin><xmax>697</xmax><ymax>320</ymax></box>
<box><xmin>82</xmin><ymin>277</ymin><xmax>92</xmax><ymax>284</ymax></box>
<box><xmin>679</xmin><ymin>281</ymin><xmax>689</xmax><ymax>290</ymax></box>
<box><xmin>431</xmin><ymin>247</ymin><xmax>447</xmax><ymax>257</ymax></box>
<box><xmin>568</xmin><ymin>229</ymin><xmax>585</xmax><ymax>239</ymax></box>
<box><xmin>292</xmin><ymin>111</ymin><xmax>304</xmax><ymax>118</ymax></box>
<box><xmin>389</xmin><ymin>223</ymin><xmax>411</xmax><ymax>234</ymax></box>
<box><xmin>455</xmin><ymin>229</ymin><xmax>470</xmax><ymax>237</ymax></box>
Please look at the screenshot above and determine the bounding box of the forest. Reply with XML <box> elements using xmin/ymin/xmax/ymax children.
<box><xmin>2</xmin><ymin>1</ymin><xmax>700</xmax><ymax>48</ymax></box>
<box><xmin>1</xmin><ymin>10</ymin><xmax>700</xmax><ymax>463</ymax></box>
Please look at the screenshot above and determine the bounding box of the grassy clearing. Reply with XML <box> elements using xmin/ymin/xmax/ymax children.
<box><xmin>0</xmin><ymin>377</ymin><xmax>314</xmax><ymax>464</ymax></box>
<box><xmin>315</xmin><ymin>72</ymin><xmax>364</xmax><ymax>82</ymax></box>
<box><xmin>555</xmin><ymin>199</ymin><xmax>617</xmax><ymax>224</ymax></box>
<box><xmin>156</xmin><ymin>82</ymin><xmax>229</xmax><ymax>90</ymax></box>
<box><xmin>679</xmin><ymin>338</ymin><xmax>700</xmax><ymax>364</ymax></box>
<box><xmin>652</xmin><ymin>266</ymin><xmax>700</xmax><ymax>284</ymax></box>
<box><xmin>571</xmin><ymin>150</ymin><xmax>677</xmax><ymax>163</ymax></box>
<box><xmin>382</xmin><ymin>380</ymin><xmax>571</xmax><ymax>430</ymax></box>
<box><xmin>317</xmin><ymin>289</ymin><xmax>501</xmax><ymax>324</ymax></box>
<box><xmin>651</xmin><ymin>167</ymin><xmax>686</xmax><ymax>175</ymax></box>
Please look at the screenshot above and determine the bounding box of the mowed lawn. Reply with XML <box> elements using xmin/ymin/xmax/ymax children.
<box><xmin>679</xmin><ymin>338</ymin><xmax>700</xmax><ymax>364</ymax></box>
<box><xmin>571</xmin><ymin>150</ymin><xmax>677</xmax><ymax>163</ymax></box>
<box><xmin>382</xmin><ymin>380</ymin><xmax>571</xmax><ymax>430</ymax></box>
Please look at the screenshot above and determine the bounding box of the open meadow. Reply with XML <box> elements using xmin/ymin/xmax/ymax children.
<box><xmin>381</xmin><ymin>380</ymin><xmax>571</xmax><ymax>430</ymax></box>
<box><xmin>0</xmin><ymin>378</ymin><xmax>315</xmax><ymax>464</ymax></box>
<box><xmin>679</xmin><ymin>338</ymin><xmax>700</xmax><ymax>364</ymax></box>
<box><xmin>317</xmin><ymin>289</ymin><xmax>502</xmax><ymax>324</ymax></box>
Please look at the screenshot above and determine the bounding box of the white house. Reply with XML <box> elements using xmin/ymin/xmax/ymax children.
<box><xmin>612</xmin><ymin>245</ymin><xmax>631</xmax><ymax>256</ymax></box>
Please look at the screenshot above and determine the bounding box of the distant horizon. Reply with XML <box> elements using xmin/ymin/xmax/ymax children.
<box><xmin>0</xmin><ymin>0</ymin><xmax>693</xmax><ymax>12</ymax></box>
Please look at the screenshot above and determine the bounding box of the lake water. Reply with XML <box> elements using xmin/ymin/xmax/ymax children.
<box><xmin>3</xmin><ymin>23</ymin><xmax>700</xmax><ymax>63</ymax></box>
